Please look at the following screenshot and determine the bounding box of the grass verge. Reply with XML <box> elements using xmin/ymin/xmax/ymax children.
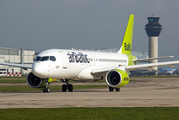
<box><xmin>0</xmin><ymin>77</ymin><xmax>26</xmax><ymax>83</ymax></box>
<box><xmin>0</xmin><ymin>107</ymin><xmax>179</xmax><ymax>120</ymax></box>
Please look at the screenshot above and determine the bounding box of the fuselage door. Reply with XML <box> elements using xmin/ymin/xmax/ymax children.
<box><xmin>60</xmin><ymin>52</ymin><xmax>68</xmax><ymax>69</ymax></box>
<box><xmin>92</xmin><ymin>56</ymin><xmax>96</xmax><ymax>65</ymax></box>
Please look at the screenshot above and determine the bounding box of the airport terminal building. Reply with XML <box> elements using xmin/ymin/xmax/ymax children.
<box><xmin>0</xmin><ymin>47</ymin><xmax>35</xmax><ymax>76</ymax></box>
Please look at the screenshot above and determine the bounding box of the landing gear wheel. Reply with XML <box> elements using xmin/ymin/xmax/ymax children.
<box><xmin>68</xmin><ymin>84</ymin><xmax>73</xmax><ymax>92</ymax></box>
<box><xmin>46</xmin><ymin>87</ymin><xmax>50</xmax><ymax>93</ymax></box>
<box><xmin>61</xmin><ymin>79</ymin><xmax>73</xmax><ymax>92</ymax></box>
<box><xmin>109</xmin><ymin>86</ymin><xmax>114</xmax><ymax>92</ymax></box>
<box><xmin>43</xmin><ymin>87</ymin><xmax>50</xmax><ymax>93</ymax></box>
<box><xmin>43</xmin><ymin>87</ymin><xmax>46</xmax><ymax>93</ymax></box>
<box><xmin>115</xmin><ymin>88</ymin><xmax>120</xmax><ymax>92</ymax></box>
<box><xmin>62</xmin><ymin>84</ymin><xmax>67</xmax><ymax>92</ymax></box>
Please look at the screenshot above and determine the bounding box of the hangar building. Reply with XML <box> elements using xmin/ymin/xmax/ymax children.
<box><xmin>0</xmin><ymin>47</ymin><xmax>35</xmax><ymax>76</ymax></box>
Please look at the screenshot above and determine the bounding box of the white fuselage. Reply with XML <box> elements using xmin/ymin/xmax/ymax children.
<box><xmin>32</xmin><ymin>49</ymin><xmax>129</xmax><ymax>81</ymax></box>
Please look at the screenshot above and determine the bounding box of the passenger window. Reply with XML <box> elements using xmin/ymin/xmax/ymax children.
<box><xmin>35</xmin><ymin>56</ymin><xmax>41</xmax><ymax>61</ymax></box>
<box><xmin>40</xmin><ymin>56</ymin><xmax>49</xmax><ymax>61</ymax></box>
<box><xmin>50</xmin><ymin>56</ymin><xmax>56</xmax><ymax>61</ymax></box>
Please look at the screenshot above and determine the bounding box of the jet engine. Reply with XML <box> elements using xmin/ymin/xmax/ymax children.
<box><xmin>105</xmin><ymin>69</ymin><xmax>129</xmax><ymax>88</ymax></box>
<box><xmin>26</xmin><ymin>72</ymin><xmax>45</xmax><ymax>88</ymax></box>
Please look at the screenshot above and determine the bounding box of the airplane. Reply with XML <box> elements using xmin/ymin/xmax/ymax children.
<box><xmin>1</xmin><ymin>14</ymin><xmax>179</xmax><ymax>93</ymax></box>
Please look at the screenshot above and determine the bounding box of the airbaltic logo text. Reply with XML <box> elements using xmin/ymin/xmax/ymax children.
<box><xmin>124</xmin><ymin>43</ymin><xmax>131</xmax><ymax>51</ymax></box>
<box><xmin>67</xmin><ymin>52</ymin><xmax>90</xmax><ymax>63</ymax></box>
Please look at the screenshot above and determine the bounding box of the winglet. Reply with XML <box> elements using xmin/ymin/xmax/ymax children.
<box><xmin>118</xmin><ymin>14</ymin><xmax>134</xmax><ymax>54</ymax></box>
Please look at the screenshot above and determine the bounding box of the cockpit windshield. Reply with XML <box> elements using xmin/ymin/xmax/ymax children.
<box><xmin>50</xmin><ymin>56</ymin><xmax>56</xmax><ymax>61</ymax></box>
<box><xmin>35</xmin><ymin>56</ymin><xmax>41</xmax><ymax>61</ymax></box>
<box><xmin>35</xmin><ymin>56</ymin><xmax>56</xmax><ymax>62</ymax></box>
<box><xmin>40</xmin><ymin>56</ymin><xmax>49</xmax><ymax>61</ymax></box>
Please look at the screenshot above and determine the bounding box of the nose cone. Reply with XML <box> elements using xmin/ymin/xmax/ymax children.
<box><xmin>32</xmin><ymin>62</ymin><xmax>49</xmax><ymax>78</ymax></box>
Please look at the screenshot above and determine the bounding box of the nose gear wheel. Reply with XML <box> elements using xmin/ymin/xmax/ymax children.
<box><xmin>42</xmin><ymin>79</ymin><xmax>51</xmax><ymax>93</ymax></box>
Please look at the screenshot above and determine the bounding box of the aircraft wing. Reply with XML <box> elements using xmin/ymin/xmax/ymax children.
<box><xmin>134</xmin><ymin>56</ymin><xmax>173</xmax><ymax>62</ymax></box>
<box><xmin>92</xmin><ymin>61</ymin><xmax>179</xmax><ymax>76</ymax></box>
<box><xmin>91</xmin><ymin>67</ymin><xmax>116</xmax><ymax>76</ymax></box>
<box><xmin>0</xmin><ymin>62</ymin><xmax>32</xmax><ymax>70</ymax></box>
<box><xmin>126</xmin><ymin>61</ymin><xmax>179</xmax><ymax>71</ymax></box>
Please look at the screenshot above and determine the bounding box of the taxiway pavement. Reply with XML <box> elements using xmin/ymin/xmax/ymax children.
<box><xmin>0</xmin><ymin>78</ymin><xmax>179</xmax><ymax>108</ymax></box>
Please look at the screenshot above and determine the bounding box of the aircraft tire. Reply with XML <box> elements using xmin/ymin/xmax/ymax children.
<box><xmin>62</xmin><ymin>84</ymin><xmax>67</xmax><ymax>92</ymax></box>
<box><xmin>68</xmin><ymin>84</ymin><xmax>73</xmax><ymax>92</ymax></box>
<box><xmin>115</xmin><ymin>88</ymin><xmax>120</xmax><ymax>92</ymax></box>
<box><xmin>46</xmin><ymin>87</ymin><xmax>50</xmax><ymax>93</ymax></box>
<box><xmin>43</xmin><ymin>87</ymin><xmax>50</xmax><ymax>93</ymax></box>
<box><xmin>109</xmin><ymin>86</ymin><xmax>114</xmax><ymax>92</ymax></box>
<box><xmin>43</xmin><ymin>87</ymin><xmax>46</xmax><ymax>93</ymax></box>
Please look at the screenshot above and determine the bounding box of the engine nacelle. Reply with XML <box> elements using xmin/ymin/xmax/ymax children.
<box><xmin>26</xmin><ymin>72</ymin><xmax>45</xmax><ymax>88</ymax></box>
<box><xmin>105</xmin><ymin>69</ymin><xmax>129</xmax><ymax>88</ymax></box>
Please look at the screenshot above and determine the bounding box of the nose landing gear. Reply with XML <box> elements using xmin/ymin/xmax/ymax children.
<box><xmin>42</xmin><ymin>79</ymin><xmax>51</xmax><ymax>93</ymax></box>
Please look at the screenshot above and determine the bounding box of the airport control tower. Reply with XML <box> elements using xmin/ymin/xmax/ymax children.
<box><xmin>145</xmin><ymin>15</ymin><xmax>162</xmax><ymax>75</ymax></box>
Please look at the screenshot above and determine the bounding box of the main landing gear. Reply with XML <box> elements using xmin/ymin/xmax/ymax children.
<box><xmin>43</xmin><ymin>86</ymin><xmax>50</xmax><ymax>93</ymax></box>
<box><xmin>62</xmin><ymin>80</ymin><xmax>73</xmax><ymax>92</ymax></box>
<box><xmin>109</xmin><ymin>86</ymin><xmax>120</xmax><ymax>92</ymax></box>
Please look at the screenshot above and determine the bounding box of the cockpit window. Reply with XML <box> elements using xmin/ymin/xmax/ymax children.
<box><xmin>35</xmin><ymin>56</ymin><xmax>41</xmax><ymax>61</ymax></box>
<box><xmin>35</xmin><ymin>56</ymin><xmax>56</xmax><ymax>62</ymax></box>
<box><xmin>40</xmin><ymin>56</ymin><xmax>49</xmax><ymax>61</ymax></box>
<box><xmin>50</xmin><ymin>56</ymin><xmax>56</xmax><ymax>61</ymax></box>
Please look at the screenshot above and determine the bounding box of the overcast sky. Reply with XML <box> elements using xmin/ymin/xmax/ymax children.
<box><xmin>0</xmin><ymin>0</ymin><xmax>179</xmax><ymax>60</ymax></box>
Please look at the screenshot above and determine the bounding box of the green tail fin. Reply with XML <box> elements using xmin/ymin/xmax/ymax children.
<box><xmin>118</xmin><ymin>14</ymin><xmax>134</xmax><ymax>54</ymax></box>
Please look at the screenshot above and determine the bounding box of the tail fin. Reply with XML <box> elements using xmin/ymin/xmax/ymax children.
<box><xmin>118</xmin><ymin>14</ymin><xmax>134</xmax><ymax>54</ymax></box>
